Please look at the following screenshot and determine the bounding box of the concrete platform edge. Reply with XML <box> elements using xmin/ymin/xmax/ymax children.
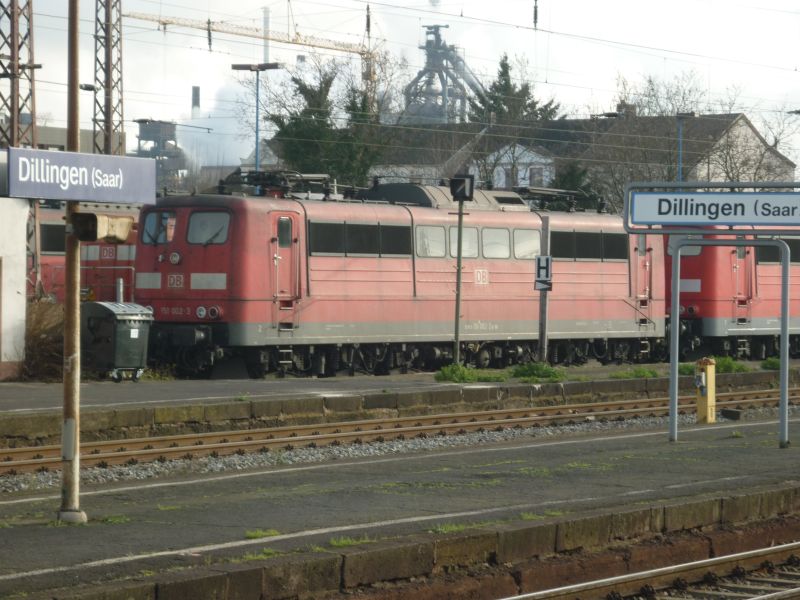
<box><xmin>30</xmin><ymin>482</ymin><xmax>800</xmax><ymax>599</ymax></box>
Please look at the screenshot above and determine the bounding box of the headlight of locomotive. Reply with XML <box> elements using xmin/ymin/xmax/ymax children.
<box><xmin>196</xmin><ymin>306</ymin><xmax>207</xmax><ymax>319</ymax></box>
<box><xmin>208</xmin><ymin>305</ymin><xmax>222</xmax><ymax>319</ymax></box>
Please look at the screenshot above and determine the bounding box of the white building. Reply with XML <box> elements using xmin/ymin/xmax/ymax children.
<box><xmin>0</xmin><ymin>198</ymin><xmax>28</xmax><ymax>379</ymax></box>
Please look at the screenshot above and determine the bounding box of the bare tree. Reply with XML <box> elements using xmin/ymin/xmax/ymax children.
<box><xmin>583</xmin><ymin>71</ymin><xmax>797</xmax><ymax>206</ymax></box>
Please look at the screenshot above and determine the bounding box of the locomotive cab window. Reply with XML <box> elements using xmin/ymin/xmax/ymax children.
<box><xmin>188</xmin><ymin>211</ymin><xmax>230</xmax><ymax>245</ymax></box>
<box><xmin>142</xmin><ymin>210</ymin><xmax>177</xmax><ymax>245</ymax></box>
<box><xmin>449</xmin><ymin>226</ymin><xmax>479</xmax><ymax>258</ymax></box>
<box><xmin>513</xmin><ymin>229</ymin><xmax>540</xmax><ymax>259</ymax></box>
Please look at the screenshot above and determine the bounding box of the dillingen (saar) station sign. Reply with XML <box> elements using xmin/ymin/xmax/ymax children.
<box><xmin>6</xmin><ymin>147</ymin><xmax>155</xmax><ymax>204</ymax></box>
<box><xmin>629</xmin><ymin>190</ymin><xmax>800</xmax><ymax>228</ymax></box>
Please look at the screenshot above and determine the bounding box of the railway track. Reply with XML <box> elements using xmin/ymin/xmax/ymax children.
<box><xmin>0</xmin><ymin>387</ymin><xmax>793</xmax><ymax>476</ymax></box>
<box><xmin>502</xmin><ymin>541</ymin><xmax>800</xmax><ymax>599</ymax></box>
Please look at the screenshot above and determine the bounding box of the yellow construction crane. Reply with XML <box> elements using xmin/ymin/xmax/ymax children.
<box><xmin>123</xmin><ymin>10</ymin><xmax>376</xmax><ymax>111</ymax></box>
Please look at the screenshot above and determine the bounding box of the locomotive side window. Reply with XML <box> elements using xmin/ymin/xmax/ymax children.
<box><xmin>551</xmin><ymin>231</ymin><xmax>574</xmax><ymax>259</ymax></box>
<box><xmin>277</xmin><ymin>217</ymin><xmax>292</xmax><ymax>248</ymax></box>
<box><xmin>346</xmin><ymin>223</ymin><xmax>379</xmax><ymax>255</ymax></box>
<box><xmin>787</xmin><ymin>238</ymin><xmax>800</xmax><ymax>263</ymax></box>
<box><xmin>142</xmin><ymin>211</ymin><xmax>176</xmax><ymax>245</ymax></box>
<box><xmin>416</xmin><ymin>225</ymin><xmax>446</xmax><ymax>258</ymax></box>
<box><xmin>379</xmin><ymin>224</ymin><xmax>412</xmax><ymax>256</ymax></box>
<box><xmin>309</xmin><ymin>222</ymin><xmax>345</xmax><ymax>255</ymax></box>
<box><xmin>482</xmin><ymin>228</ymin><xmax>510</xmax><ymax>259</ymax></box>
<box><xmin>575</xmin><ymin>232</ymin><xmax>602</xmax><ymax>260</ymax></box>
<box><xmin>449</xmin><ymin>226</ymin><xmax>479</xmax><ymax>258</ymax></box>
<box><xmin>755</xmin><ymin>245</ymin><xmax>780</xmax><ymax>263</ymax></box>
<box><xmin>513</xmin><ymin>229</ymin><xmax>540</xmax><ymax>259</ymax></box>
<box><xmin>188</xmin><ymin>211</ymin><xmax>230</xmax><ymax>245</ymax></box>
<box><xmin>602</xmin><ymin>233</ymin><xmax>629</xmax><ymax>260</ymax></box>
<box><xmin>757</xmin><ymin>237</ymin><xmax>800</xmax><ymax>264</ymax></box>
<box><xmin>40</xmin><ymin>223</ymin><xmax>66</xmax><ymax>253</ymax></box>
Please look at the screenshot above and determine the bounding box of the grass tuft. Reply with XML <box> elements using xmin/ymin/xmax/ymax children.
<box><xmin>244</xmin><ymin>528</ymin><xmax>280</xmax><ymax>540</ymax></box>
<box><xmin>511</xmin><ymin>362</ymin><xmax>566</xmax><ymax>383</ymax></box>
<box><xmin>435</xmin><ymin>364</ymin><xmax>507</xmax><ymax>383</ymax></box>
<box><xmin>22</xmin><ymin>301</ymin><xmax>64</xmax><ymax>381</ymax></box>
<box><xmin>608</xmin><ymin>367</ymin><xmax>660</xmax><ymax>379</ymax></box>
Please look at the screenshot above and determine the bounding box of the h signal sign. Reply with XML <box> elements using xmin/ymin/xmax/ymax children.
<box><xmin>535</xmin><ymin>255</ymin><xmax>552</xmax><ymax>291</ymax></box>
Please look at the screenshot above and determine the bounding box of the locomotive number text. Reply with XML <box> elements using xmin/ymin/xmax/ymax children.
<box><xmin>159</xmin><ymin>306</ymin><xmax>192</xmax><ymax>316</ymax></box>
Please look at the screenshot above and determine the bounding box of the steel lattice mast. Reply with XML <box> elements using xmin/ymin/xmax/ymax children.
<box><xmin>92</xmin><ymin>0</ymin><xmax>124</xmax><ymax>155</ymax></box>
<box><xmin>0</xmin><ymin>0</ymin><xmax>37</xmax><ymax>148</ymax></box>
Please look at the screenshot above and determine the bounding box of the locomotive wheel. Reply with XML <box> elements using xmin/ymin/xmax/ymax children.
<box><xmin>476</xmin><ymin>348</ymin><xmax>492</xmax><ymax>369</ymax></box>
<box><xmin>245</xmin><ymin>362</ymin><xmax>267</xmax><ymax>379</ymax></box>
<box><xmin>244</xmin><ymin>348</ymin><xmax>269</xmax><ymax>379</ymax></box>
<box><xmin>751</xmin><ymin>338</ymin><xmax>767</xmax><ymax>361</ymax></box>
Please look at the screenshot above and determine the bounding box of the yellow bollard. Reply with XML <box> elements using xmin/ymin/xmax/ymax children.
<box><xmin>695</xmin><ymin>357</ymin><xmax>716</xmax><ymax>424</ymax></box>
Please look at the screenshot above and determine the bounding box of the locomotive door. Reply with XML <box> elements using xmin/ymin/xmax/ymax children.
<box><xmin>269</xmin><ymin>213</ymin><xmax>301</xmax><ymax>332</ymax></box>
<box><xmin>633</xmin><ymin>234</ymin><xmax>652</xmax><ymax>320</ymax></box>
<box><xmin>732</xmin><ymin>245</ymin><xmax>752</xmax><ymax>322</ymax></box>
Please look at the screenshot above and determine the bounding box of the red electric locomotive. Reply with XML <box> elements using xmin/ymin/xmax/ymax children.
<box><xmin>28</xmin><ymin>201</ymin><xmax>140</xmax><ymax>303</ymax></box>
<box><xmin>669</xmin><ymin>230</ymin><xmax>800</xmax><ymax>360</ymax></box>
<box><xmin>134</xmin><ymin>182</ymin><xmax>666</xmax><ymax>377</ymax></box>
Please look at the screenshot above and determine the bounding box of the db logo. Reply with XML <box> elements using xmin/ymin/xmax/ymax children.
<box><xmin>474</xmin><ymin>269</ymin><xmax>489</xmax><ymax>285</ymax></box>
<box><xmin>167</xmin><ymin>274</ymin><xmax>184</xmax><ymax>288</ymax></box>
<box><xmin>100</xmin><ymin>246</ymin><xmax>116</xmax><ymax>260</ymax></box>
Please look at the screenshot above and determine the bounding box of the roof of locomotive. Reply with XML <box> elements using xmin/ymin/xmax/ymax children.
<box><xmin>151</xmin><ymin>185</ymin><xmax>624</xmax><ymax>231</ymax></box>
<box><xmin>538</xmin><ymin>210</ymin><xmax>625</xmax><ymax>231</ymax></box>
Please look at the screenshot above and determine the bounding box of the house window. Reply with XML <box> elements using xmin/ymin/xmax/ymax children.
<box><xmin>528</xmin><ymin>166</ymin><xmax>544</xmax><ymax>186</ymax></box>
<box><xmin>503</xmin><ymin>167</ymin><xmax>518</xmax><ymax>187</ymax></box>
<box><xmin>40</xmin><ymin>223</ymin><xmax>66</xmax><ymax>253</ymax></box>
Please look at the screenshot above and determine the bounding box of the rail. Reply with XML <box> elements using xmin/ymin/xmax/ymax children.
<box><xmin>1</xmin><ymin>387</ymin><xmax>794</xmax><ymax>476</ymax></box>
<box><xmin>501</xmin><ymin>542</ymin><xmax>800</xmax><ymax>599</ymax></box>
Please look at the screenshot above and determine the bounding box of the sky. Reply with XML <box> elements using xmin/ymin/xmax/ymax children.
<box><xmin>30</xmin><ymin>0</ymin><xmax>800</xmax><ymax>169</ymax></box>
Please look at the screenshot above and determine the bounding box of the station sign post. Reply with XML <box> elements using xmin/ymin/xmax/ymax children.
<box><xmin>7</xmin><ymin>147</ymin><xmax>155</xmax><ymax>523</ymax></box>
<box><xmin>624</xmin><ymin>182</ymin><xmax>799</xmax><ymax>448</ymax></box>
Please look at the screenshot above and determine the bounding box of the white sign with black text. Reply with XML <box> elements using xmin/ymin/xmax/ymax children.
<box><xmin>630</xmin><ymin>191</ymin><xmax>800</xmax><ymax>226</ymax></box>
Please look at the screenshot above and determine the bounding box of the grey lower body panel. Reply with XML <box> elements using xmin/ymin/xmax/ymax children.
<box><xmin>701</xmin><ymin>316</ymin><xmax>800</xmax><ymax>337</ymax></box>
<box><xmin>224</xmin><ymin>318</ymin><xmax>665</xmax><ymax>347</ymax></box>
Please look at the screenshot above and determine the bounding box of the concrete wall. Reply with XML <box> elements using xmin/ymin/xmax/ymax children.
<box><xmin>0</xmin><ymin>198</ymin><xmax>28</xmax><ymax>379</ymax></box>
